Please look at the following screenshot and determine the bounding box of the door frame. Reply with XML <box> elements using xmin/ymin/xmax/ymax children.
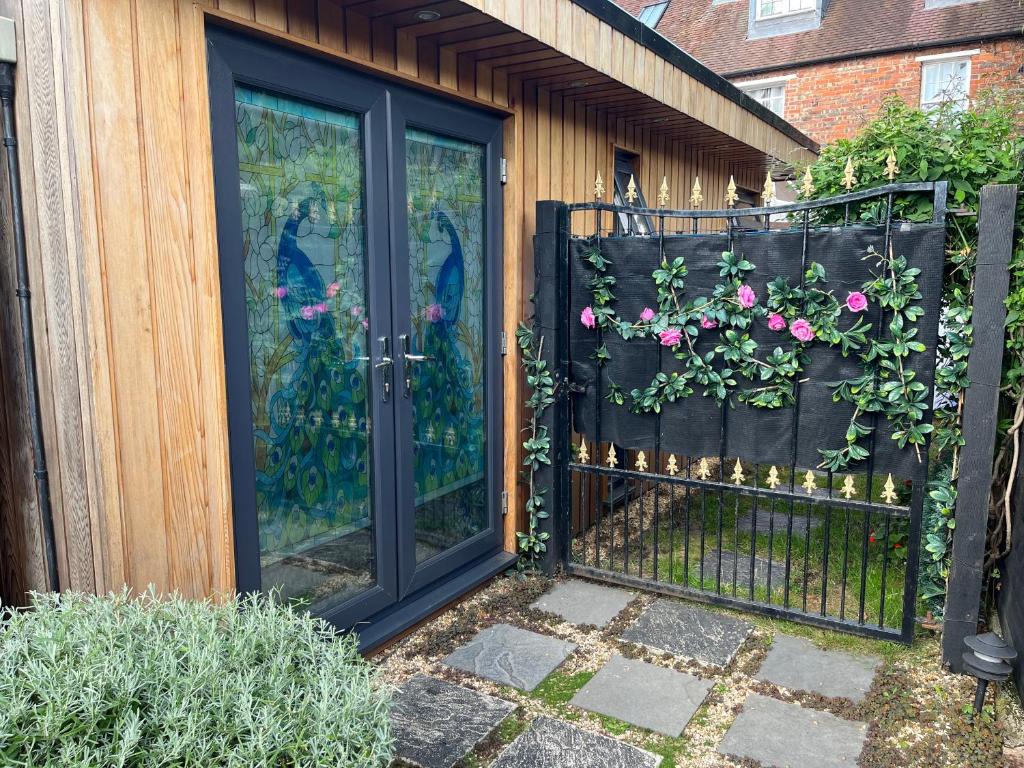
<box><xmin>386</xmin><ymin>89</ymin><xmax>506</xmax><ymax>599</ymax></box>
<box><xmin>206</xmin><ymin>26</ymin><xmax>509</xmax><ymax>644</ymax></box>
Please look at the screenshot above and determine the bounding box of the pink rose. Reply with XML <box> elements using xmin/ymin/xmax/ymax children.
<box><xmin>846</xmin><ymin>291</ymin><xmax>868</xmax><ymax>313</ymax></box>
<box><xmin>659</xmin><ymin>328</ymin><xmax>683</xmax><ymax>347</ymax></box>
<box><xmin>768</xmin><ymin>313</ymin><xmax>786</xmax><ymax>332</ymax></box>
<box><xmin>580</xmin><ymin>306</ymin><xmax>596</xmax><ymax>329</ymax></box>
<box><xmin>326</xmin><ymin>281</ymin><xmax>340</xmax><ymax>298</ymax></box>
<box><xmin>351</xmin><ymin>305</ymin><xmax>363</xmax><ymax>317</ymax></box>
<box><xmin>700</xmin><ymin>315</ymin><xmax>717</xmax><ymax>330</ymax></box>
<box><xmin>314</xmin><ymin>302</ymin><xmax>328</xmax><ymax>314</ymax></box>
<box><xmin>274</xmin><ymin>286</ymin><xmax>288</xmax><ymax>299</ymax></box>
<box><xmin>300</xmin><ymin>305</ymin><xmax>316</xmax><ymax>320</ymax></box>
<box><xmin>640</xmin><ymin>307</ymin><xmax>655</xmax><ymax>322</ymax></box>
<box><xmin>790</xmin><ymin>318</ymin><xmax>815</xmax><ymax>343</ymax></box>
<box><xmin>426</xmin><ymin>303</ymin><xmax>446</xmax><ymax>323</ymax></box>
<box><xmin>361</xmin><ymin>318</ymin><xmax>369</xmax><ymax>330</ymax></box>
<box><xmin>737</xmin><ymin>284</ymin><xmax>757</xmax><ymax>309</ymax></box>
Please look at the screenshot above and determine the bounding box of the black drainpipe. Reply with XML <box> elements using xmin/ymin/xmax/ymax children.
<box><xmin>0</xmin><ymin>59</ymin><xmax>60</xmax><ymax>593</ymax></box>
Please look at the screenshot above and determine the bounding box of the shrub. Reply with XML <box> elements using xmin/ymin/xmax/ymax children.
<box><xmin>0</xmin><ymin>590</ymin><xmax>392</xmax><ymax>767</ymax></box>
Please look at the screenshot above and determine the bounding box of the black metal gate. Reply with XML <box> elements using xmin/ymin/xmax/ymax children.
<box><xmin>534</xmin><ymin>182</ymin><xmax>951</xmax><ymax>644</ymax></box>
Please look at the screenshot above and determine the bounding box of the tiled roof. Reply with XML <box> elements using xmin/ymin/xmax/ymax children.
<box><xmin>616</xmin><ymin>0</ymin><xmax>1024</xmax><ymax>77</ymax></box>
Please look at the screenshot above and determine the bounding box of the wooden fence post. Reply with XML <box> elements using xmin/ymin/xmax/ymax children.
<box><xmin>943</xmin><ymin>184</ymin><xmax>1018</xmax><ymax>671</ymax></box>
<box><xmin>532</xmin><ymin>200</ymin><xmax>570</xmax><ymax>574</ymax></box>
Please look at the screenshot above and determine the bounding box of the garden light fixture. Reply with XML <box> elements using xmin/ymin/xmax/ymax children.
<box><xmin>415</xmin><ymin>10</ymin><xmax>441</xmax><ymax>21</ymax></box>
<box><xmin>961</xmin><ymin>631</ymin><xmax>1017</xmax><ymax>715</ymax></box>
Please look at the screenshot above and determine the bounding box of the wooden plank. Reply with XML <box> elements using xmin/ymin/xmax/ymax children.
<box><xmin>345</xmin><ymin>8</ymin><xmax>371</xmax><ymax>58</ymax></box>
<box><xmin>317</xmin><ymin>0</ymin><xmax>346</xmax><ymax>50</ymax></box>
<box><xmin>22</xmin><ymin>0</ymin><xmax>96</xmax><ymax>591</ymax></box>
<box><xmin>134</xmin><ymin>0</ymin><xmax>212</xmax><ymax>598</ymax></box>
<box><xmin>944</xmin><ymin>184</ymin><xmax>1018</xmax><ymax>670</ymax></box>
<box><xmin>217</xmin><ymin>0</ymin><xmax>255</xmax><ymax>19</ymax></box>
<box><xmin>83</xmin><ymin>0</ymin><xmax>170</xmax><ymax>592</ymax></box>
<box><xmin>286</xmin><ymin>0</ymin><xmax>318</xmax><ymax>41</ymax></box>
<box><xmin>254</xmin><ymin>0</ymin><xmax>287</xmax><ymax>30</ymax></box>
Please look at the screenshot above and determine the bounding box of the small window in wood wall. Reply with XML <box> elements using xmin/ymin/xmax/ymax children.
<box><xmin>612</xmin><ymin>148</ymin><xmax>653</xmax><ymax>236</ymax></box>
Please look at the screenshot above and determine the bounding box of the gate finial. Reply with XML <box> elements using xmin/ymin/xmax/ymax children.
<box><xmin>594</xmin><ymin>171</ymin><xmax>605</xmax><ymax>200</ymax></box>
<box><xmin>732</xmin><ymin>458</ymin><xmax>745</xmax><ymax>485</ymax></box>
<box><xmin>690</xmin><ymin>176</ymin><xmax>703</xmax><ymax>208</ymax></box>
<box><xmin>842</xmin><ymin>157</ymin><xmax>857</xmax><ymax>191</ymax></box>
<box><xmin>841</xmin><ymin>475</ymin><xmax>856</xmax><ymax>500</ymax></box>
<box><xmin>636</xmin><ymin>451</ymin><xmax>648</xmax><ymax>472</ymax></box>
<box><xmin>606</xmin><ymin>445</ymin><xmax>618</xmax><ymax>468</ymax></box>
<box><xmin>697</xmin><ymin>457</ymin><xmax>711</xmax><ymax>480</ymax></box>
<box><xmin>885</xmin><ymin>147</ymin><xmax>899</xmax><ymax>181</ymax></box>
<box><xmin>578</xmin><ymin>438</ymin><xmax>589</xmax><ymax>463</ymax></box>
<box><xmin>767</xmin><ymin>465</ymin><xmax>780</xmax><ymax>489</ymax></box>
<box><xmin>625</xmin><ymin>174</ymin><xmax>639</xmax><ymax>204</ymax></box>
<box><xmin>725</xmin><ymin>175</ymin><xmax>739</xmax><ymax>207</ymax></box>
<box><xmin>657</xmin><ymin>176</ymin><xmax>670</xmax><ymax>208</ymax></box>
<box><xmin>881</xmin><ymin>473</ymin><xmax>898</xmax><ymax>504</ymax></box>
<box><xmin>802</xmin><ymin>470</ymin><xmax>817</xmax><ymax>495</ymax></box>
<box><xmin>800</xmin><ymin>166</ymin><xmax>815</xmax><ymax>197</ymax></box>
<box><xmin>667</xmin><ymin>454</ymin><xmax>678</xmax><ymax>475</ymax></box>
<box><xmin>762</xmin><ymin>172</ymin><xmax>775</xmax><ymax>205</ymax></box>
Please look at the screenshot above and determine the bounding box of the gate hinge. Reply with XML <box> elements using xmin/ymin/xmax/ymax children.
<box><xmin>500</xmin><ymin>330</ymin><xmax>507</xmax><ymax>356</ymax></box>
<box><xmin>500</xmin><ymin>157</ymin><xmax>508</xmax><ymax>185</ymax></box>
<box><xmin>501</xmin><ymin>489</ymin><xmax>509</xmax><ymax>516</ymax></box>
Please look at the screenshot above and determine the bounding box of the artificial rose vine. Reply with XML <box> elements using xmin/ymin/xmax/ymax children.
<box><xmin>577</xmin><ymin>239</ymin><xmax>929</xmax><ymax>471</ymax></box>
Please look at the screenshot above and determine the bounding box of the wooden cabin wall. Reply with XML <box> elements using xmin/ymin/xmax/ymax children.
<box><xmin>0</xmin><ymin>0</ymin><xmax>778</xmax><ymax>603</ymax></box>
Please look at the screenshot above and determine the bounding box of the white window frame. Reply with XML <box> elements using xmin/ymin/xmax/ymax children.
<box><xmin>917</xmin><ymin>50</ymin><xmax>977</xmax><ymax>111</ymax></box>
<box><xmin>754</xmin><ymin>0</ymin><xmax>816</xmax><ymax>20</ymax></box>
<box><xmin>637</xmin><ymin>1</ymin><xmax>669</xmax><ymax>28</ymax></box>
<box><xmin>736</xmin><ymin>75</ymin><xmax>794</xmax><ymax>118</ymax></box>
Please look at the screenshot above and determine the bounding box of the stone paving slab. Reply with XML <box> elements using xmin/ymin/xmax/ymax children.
<box><xmin>621</xmin><ymin>599</ymin><xmax>753</xmax><ymax>667</ymax></box>
<box><xmin>491</xmin><ymin>716</ymin><xmax>662</xmax><ymax>768</ymax></box>
<box><xmin>570</xmin><ymin>654</ymin><xmax>712</xmax><ymax>736</ymax></box>
<box><xmin>718</xmin><ymin>693</ymin><xmax>867</xmax><ymax>768</ymax></box>
<box><xmin>443</xmin><ymin>623</ymin><xmax>577</xmax><ymax>691</ymax></box>
<box><xmin>698</xmin><ymin>550</ymin><xmax>787</xmax><ymax>590</ymax></box>
<box><xmin>737</xmin><ymin>509</ymin><xmax>822</xmax><ymax>535</ymax></box>
<box><xmin>390</xmin><ymin>675</ymin><xmax>516</xmax><ymax>768</ymax></box>
<box><xmin>529</xmin><ymin>579</ymin><xmax>635</xmax><ymax>628</ymax></box>
<box><xmin>755</xmin><ymin>634</ymin><xmax>881</xmax><ymax>702</ymax></box>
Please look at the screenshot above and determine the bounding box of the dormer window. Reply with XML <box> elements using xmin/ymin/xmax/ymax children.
<box><xmin>756</xmin><ymin>0</ymin><xmax>815</xmax><ymax>19</ymax></box>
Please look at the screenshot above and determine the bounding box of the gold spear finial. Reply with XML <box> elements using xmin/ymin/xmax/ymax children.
<box><xmin>885</xmin><ymin>147</ymin><xmax>899</xmax><ymax>181</ymax></box>
<box><xmin>667</xmin><ymin>454</ymin><xmax>679</xmax><ymax>475</ymax></box>
<box><xmin>767</xmin><ymin>465</ymin><xmax>781</xmax><ymax>490</ymax></box>
<box><xmin>762</xmin><ymin>172</ymin><xmax>775</xmax><ymax>205</ymax></box>
<box><xmin>842</xmin><ymin>157</ymin><xmax>857</xmax><ymax>191</ymax></box>
<box><xmin>697</xmin><ymin>457</ymin><xmax>711</xmax><ymax>480</ymax></box>
<box><xmin>800</xmin><ymin>166</ymin><xmax>815</xmax><ymax>197</ymax></box>
<box><xmin>802</xmin><ymin>470</ymin><xmax>817</xmax><ymax>495</ymax></box>
<box><xmin>725</xmin><ymin>175</ymin><xmax>739</xmax><ymax>207</ymax></box>
<box><xmin>841</xmin><ymin>475</ymin><xmax>856</xmax><ymax>500</ymax></box>
<box><xmin>690</xmin><ymin>176</ymin><xmax>703</xmax><ymax>208</ymax></box>
<box><xmin>578</xmin><ymin>438</ymin><xmax>589</xmax><ymax>463</ymax></box>
<box><xmin>732</xmin><ymin>458</ymin><xmax>745</xmax><ymax>485</ymax></box>
<box><xmin>881</xmin><ymin>473</ymin><xmax>898</xmax><ymax>504</ymax></box>
<box><xmin>594</xmin><ymin>171</ymin><xmax>605</xmax><ymax>200</ymax></box>
<box><xmin>636</xmin><ymin>451</ymin><xmax>648</xmax><ymax>472</ymax></box>
<box><xmin>657</xmin><ymin>176</ymin><xmax>670</xmax><ymax>207</ymax></box>
<box><xmin>625</xmin><ymin>174</ymin><xmax>639</xmax><ymax>204</ymax></box>
<box><xmin>606</xmin><ymin>445</ymin><xmax>618</xmax><ymax>468</ymax></box>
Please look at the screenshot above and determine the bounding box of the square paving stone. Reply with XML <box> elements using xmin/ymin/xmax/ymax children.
<box><xmin>529</xmin><ymin>579</ymin><xmax>635</xmax><ymax>628</ymax></box>
<box><xmin>698</xmin><ymin>550</ymin><xmax>788</xmax><ymax>590</ymax></box>
<box><xmin>621</xmin><ymin>599</ymin><xmax>753</xmax><ymax>667</ymax></box>
<box><xmin>755</xmin><ymin>634</ymin><xmax>881</xmax><ymax>702</ymax></box>
<box><xmin>718</xmin><ymin>693</ymin><xmax>867</xmax><ymax>768</ymax></box>
<box><xmin>570</xmin><ymin>654</ymin><xmax>712</xmax><ymax>736</ymax></box>
<box><xmin>390</xmin><ymin>675</ymin><xmax>516</xmax><ymax>768</ymax></box>
<box><xmin>491</xmin><ymin>716</ymin><xmax>662</xmax><ymax>768</ymax></box>
<box><xmin>442</xmin><ymin>623</ymin><xmax>577</xmax><ymax>691</ymax></box>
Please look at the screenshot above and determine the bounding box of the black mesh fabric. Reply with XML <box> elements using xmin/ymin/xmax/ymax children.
<box><xmin>569</xmin><ymin>223</ymin><xmax>945</xmax><ymax>480</ymax></box>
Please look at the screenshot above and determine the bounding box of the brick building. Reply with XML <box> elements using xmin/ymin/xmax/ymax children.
<box><xmin>616</xmin><ymin>0</ymin><xmax>1024</xmax><ymax>146</ymax></box>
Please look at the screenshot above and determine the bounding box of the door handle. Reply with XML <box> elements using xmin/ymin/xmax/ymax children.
<box><xmin>399</xmin><ymin>334</ymin><xmax>434</xmax><ymax>398</ymax></box>
<box><xmin>374</xmin><ymin>336</ymin><xmax>392</xmax><ymax>401</ymax></box>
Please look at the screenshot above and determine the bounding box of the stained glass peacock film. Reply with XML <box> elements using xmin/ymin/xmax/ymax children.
<box><xmin>235</xmin><ymin>86</ymin><xmax>373</xmax><ymax>607</ymax></box>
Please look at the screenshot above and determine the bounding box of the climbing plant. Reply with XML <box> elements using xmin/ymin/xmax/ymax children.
<box><xmin>799</xmin><ymin>93</ymin><xmax>1024</xmax><ymax>616</ymax></box>
<box><xmin>514</xmin><ymin>322</ymin><xmax>557</xmax><ymax>568</ymax></box>
<box><xmin>578</xmin><ymin>243</ymin><xmax>931</xmax><ymax>472</ymax></box>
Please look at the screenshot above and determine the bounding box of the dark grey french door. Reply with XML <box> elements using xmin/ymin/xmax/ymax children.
<box><xmin>207</xmin><ymin>27</ymin><xmax>504</xmax><ymax>641</ymax></box>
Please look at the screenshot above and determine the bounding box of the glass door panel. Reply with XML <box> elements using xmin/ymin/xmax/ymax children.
<box><xmin>404</xmin><ymin>128</ymin><xmax>488</xmax><ymax>563</ymax></box>
<box><xmin>234</xmin><ymin>86</ymin><xmax>376</xmax><ymax>613</ymax></box>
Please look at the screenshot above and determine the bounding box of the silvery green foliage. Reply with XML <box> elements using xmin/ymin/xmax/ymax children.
<box><xmin>0</xmin><ymin>589</ymin><xmax>392</xmax><ymax>767</ymax></box>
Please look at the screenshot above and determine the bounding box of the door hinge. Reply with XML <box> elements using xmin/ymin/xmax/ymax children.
<box><xmin>500</xmin><ymin>330</ymin><xmax>507</xmax><ymax>356</ymax></box>
<box><xmin>501</xmin><ymin>489</ymin><xmax>509</xmax><ymax>516</ymax></box>
<box><xmin>500</xmin><ymin>157</ymin><xmax>508</xmax><ymax>185</ymax></box>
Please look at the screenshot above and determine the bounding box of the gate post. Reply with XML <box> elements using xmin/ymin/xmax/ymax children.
<box><xmin>943</xmin><ymin>184</ymin><xmax>1018</xmax><ymax>670</ymax></box>
<box><xmin>532</xmin><ymin>200</ymin><xmax>570</xmax><ymax>575</ymax></box>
